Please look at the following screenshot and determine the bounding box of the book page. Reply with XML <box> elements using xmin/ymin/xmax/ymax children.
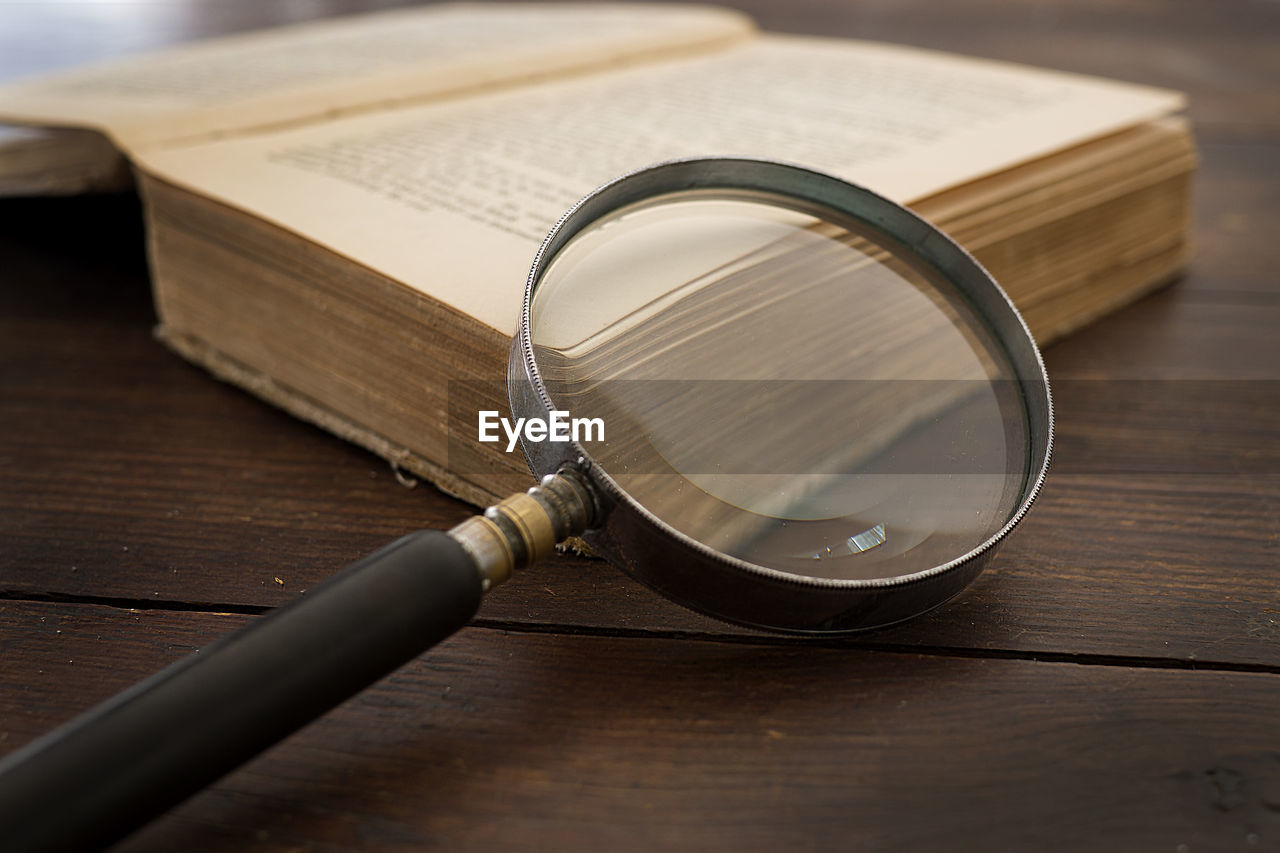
<box><xmin>0</xmin><ymin>3</ymin><xmax>752</xmax><ymax>151</ymax></box>
<box><xmin>137</xmin><ymin>34</ymin><xmax>1183</xmax><ymax>336</ymax></box>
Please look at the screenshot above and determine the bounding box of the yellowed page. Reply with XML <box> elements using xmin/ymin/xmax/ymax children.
<box><xmin>0</xmin><ymin>3</ymin><xmax>752</xmax><ymax>151</ymax></box>
<box><xmin>137</xmin><ymin>33</ymin><xmax>1183</xmax><ymax>335</ymax></box>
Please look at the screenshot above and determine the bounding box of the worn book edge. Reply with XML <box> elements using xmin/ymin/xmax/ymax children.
<box><xmin>153</xmin><ymin>324</ymin><xmax>496</xmax><ymax>508</ymax></box>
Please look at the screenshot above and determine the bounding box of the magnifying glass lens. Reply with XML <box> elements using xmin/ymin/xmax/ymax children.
<box><xmin>530</xmin><ymin>190</ymin><xmax>1030</xmax><ymax>581</ymax></box>
<box><xmin>1</xmin><ymin>160</ymin><xmax>1054</xmax><ymax>849</ymax></box>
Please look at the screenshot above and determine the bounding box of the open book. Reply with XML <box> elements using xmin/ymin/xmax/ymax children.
<box><xmin>0</xmin><ymin>3</ymin><xmax>1194</xmax><ymax>506</ymax></box>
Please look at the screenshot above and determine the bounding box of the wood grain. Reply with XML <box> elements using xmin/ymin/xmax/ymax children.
<box><xmin>3</xmin><ymin>600</ymin><xmax>1280</xmax><ymax>853</ymax></box>
<box><xmin>1</xmin><ymin>1</ymin><xmax>1278</xmax><ymax>850</ymax></box>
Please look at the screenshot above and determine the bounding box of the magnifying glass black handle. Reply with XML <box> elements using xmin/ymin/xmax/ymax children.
<box><xmin>0</xmin><ymin>471</ymin><xmax>595</xmax><ymax>853</ymax></box>
<box><xmin>0</xmin><ymin>530</ymin><xmax>483</xmax><ymax>853</ymax></box>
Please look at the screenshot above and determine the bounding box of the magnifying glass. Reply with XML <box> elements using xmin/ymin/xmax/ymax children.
<box><xmin>0</xmin><ymin>158</ymin><xmax>1051</xmax><ymax>852</ymax></box>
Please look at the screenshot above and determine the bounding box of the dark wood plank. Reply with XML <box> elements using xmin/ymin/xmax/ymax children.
<box><xmin>3</xmin><ymin>600</ymin><xmax>1279</xmax><ymax>852</ymax></box>
<box><xmin>486</xmin><ymin>471</ymin><xmax>1280</xmax><ymax>669</ymax></box>
<box><xmin>1189</xmin><ymin>141</ymin><xmax>1280</xmax><ymax>295</ymax></box>
<box><xmin>1044</xmin><ymin>289</ymin><xmax>1280</xmax><ymax>379</ymax></box>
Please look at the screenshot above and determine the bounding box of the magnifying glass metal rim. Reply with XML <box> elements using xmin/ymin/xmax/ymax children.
<box><xmin>512</xmin><ymin>156</ymin><xmax>1053</xmax><ymax>633</ymax></box>
<box><xmin>0</xmin><ymin>158</ymin><xmax>1055</xmax><ymax>850</ymax></box>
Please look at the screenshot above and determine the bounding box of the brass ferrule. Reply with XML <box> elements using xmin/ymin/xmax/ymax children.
<box><xmin>448</xmin><ymin>468</ymin><xmax>597</xmax><ymax>592</ymax></box>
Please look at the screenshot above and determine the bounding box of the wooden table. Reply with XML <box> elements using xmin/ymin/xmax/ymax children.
<box><xmin>2</xmin><ymin>2</ymin><xmax>1277</xmax><ymax>850</ymax></box>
